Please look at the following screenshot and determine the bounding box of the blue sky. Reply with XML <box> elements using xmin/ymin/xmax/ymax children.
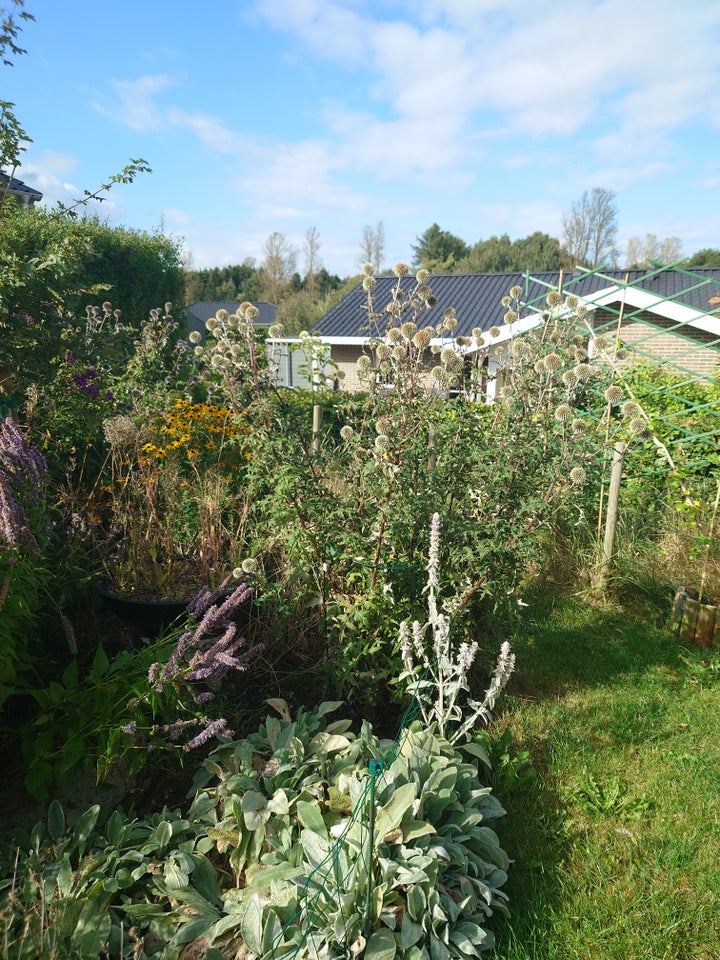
<box><xmin>5</xmin><ymin>0</ymin><xmax>720</xmax><ymax>277</ymax></box>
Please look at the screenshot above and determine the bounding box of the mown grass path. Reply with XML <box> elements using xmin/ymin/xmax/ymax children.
<box><xmin>489</xmin><ymin>598</ymin><xmax>720</xmax><ymax>960</ymax></box>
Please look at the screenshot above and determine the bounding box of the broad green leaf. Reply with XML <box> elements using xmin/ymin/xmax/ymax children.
<box><xmin>365</xmin><ymin>926</ymin><xmax>396</xmax><ymax>960</ymax></box>
<box><xmin>91</xmin><ymin>644</ymin><xmax>110</xmax><ymax>677</ymax></box>
<box><xmin>151</xmin><ymin>818</ymin><xmax>173</xmax><ymax>852</ymax></box>
<box><xmin>73</xmin><ymin>805</ymin><xmax>101</xmax><ymax>846</ymax></box>
<box><xmin>47</xmin><ymin>799</ymin><xmax>65</xmax><ymax>840</ymax></box>
<box><xmin>310</xmin><ymin>731</ymin><xmax>352</xmax><ymax>754</ymax></box>
<box><xmin>242</xmin><ymin>790</ymin><xmax>271</xmax><ymax>830</ymax></box>
<box><xmin>241</xmin><ymin>893</ymin><xmax>264</xmax><ymax>956</ymax></box>
<box><xmin>296</xmin><ymin>800</ymin><xmax>329</xmax><ymax>838</ymax></box>
<box><xmin>375</xmin><ymin>782</ymin><xmax>417</xmax><ymax>841</ymax></box>
<box><xmin>266</xmin><ymin>698</ymin><xmax>291</xmax><ymax>721</ymax></box>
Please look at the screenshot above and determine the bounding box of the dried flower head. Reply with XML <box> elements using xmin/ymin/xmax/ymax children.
<box><xmin>621</xmin><ymin>400</ymin><xmax>642</xmax><ymax>418</ymax></box>
<box><xmin>387</xmin><ymin>326</ymin><xmax>403</xmax><ymax>344</ymax></box>
<box><xmin>189</xmin><ymin>330</ymin><xmax>202</xmax><ymax>344</ymax></box>
<box><xmin>510</xmin><ymin>285</ymin><xmax>523</xmax><ymax>299</ymax></box>
<box><xmin>340</xmin><ymin>425</ymin><xmax>354</xmax><ymax>442</ymax></box>
<box><xmin>103</xmin><ymin>415</ymin><xmax>137</xmax><ymax>449</ymax></box>
<box><xmin>571</xmin><ymin>417</ymin><xmax>588</xmax><ymax>433</ymax></box>
<box><xmin>554</xmin><ymin>404</ymin><xmax>574</xmax><ymax>423</ymax></box>
<box><xmin>413</xmin><ymin>329</ymin><xmax>433</xmax><ymax>350</ymax></box>
<box><xmin>503</xmin><ymin>309</ymin><xmax>517</xmax><ymax>324</ymax></box>
<box><xmin>362</xmin><ymin>275</ymin><xmax>377</xmax><ymax>292</ymax></box>
<box><xmin>489</xmin><ymin>326</ymin><xmax>501</xmax><ymax>338</ymax></box>
<box><xmin>415</xmin><ymin>268</ymin><xmax>430</xmax><ymax>284</ymax></box>
<box><xmin>546</xmin><ymin>291</ymin><xmax>563</xmax><ymax>308</ymax></box>
<box><xmin>361</xmin><ymin>263</ymin><xmax>374</xmax><ymax>276</ymax></box>
<box><xmin>628</xmin><ymin>416</ymin><xmax>648</xmax><ymax>435</ymax></box>
<box><xmin>501</xmin><ymin>296</ymin><xmax>512</xmax><ymax>308</ymax></box>
<box><xmin>268</xmin><ymin>323</ymin><xmax>285</xmax><ymax>338</ymax></box>
<box><xmin>562</xmin><ymin>370</ymin><xmax>579</xmax><ymax>389</ymax></box>
<box><xmin>376</xmin><ymin>343</ymin><xmax>392</xmax><ymax>361</ymax></box>
<box><xmin>394</xmin><ymin>262</ymin><xmax>409</xmax><ymax>277</ymax></box>
<box><xmin>400</xmin><ymin>321</ymin><xmax>417</xmax><ymax>339</ymax></box>
<box><xmin>574</xmin><ymin>362</ymin><xmax>592</xmax><ymax>381</ymax></box>
<box><xmin>431</xmin><ymin>365</ymin><xmax>445</xmax><ymax>382</ymax></box>
<box><xmin>544</xmin><ymin>352</ymin><xmax>563</xmax><ymax>372</ymax></box>
<box><xmin>604</xmin><ymin>385</ymin><xmax>624</xmax><ymax>404</ymax></box>
<box><xmin>569</xmin><ymin>466</ymin><xmax>587</xmax><ymax>485</ymax></box>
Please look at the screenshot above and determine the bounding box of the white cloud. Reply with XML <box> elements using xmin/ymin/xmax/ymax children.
<box><xmin>93</xmin><ymin>74</ymin><xmax>174</xmax><ymax>132</ymax></box>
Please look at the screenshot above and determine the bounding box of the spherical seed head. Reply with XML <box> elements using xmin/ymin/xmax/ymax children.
<box><xmin>544</xmin><ymin>352</ymin><xmax>563</xmax><ymax>371</ymax></box>
<box><xmin>569</xmin><ymin>466</ymin><xmax>587</xmax><ymax>485</ymax></box>
<box><xmin>413</xmin><ymin>329</ymin><xmax>432</xmax><ymax>350</ymax></box>
<box><xmin>268</xmin><ymin>323</ymin><xmax>285</xmax><ymax>338</ymax></box>
<box><xmin>444</xmin><ymin>314</ymin><xmax>457</xmax><ymax>329</ymax></box>
<box><xmin>629</xmin><ymin>416</ymin><xmax>648</xmax><ymax>435</ymax></box>
<box><xmin>189</xmin><ymin>330</ymin><xmax>202</xmax><ymax>344</ymax></box>
<box><xmin>374</xmin><ymin>434</ymin><xmax>391</xmax><ymax>450</ymax></box>
<box><xmin>194</xmin><ymin>345</ymin><xmax>204</xmax><ymax>357</ymax></box>
<box><xmin>241</xmin><ymin>557</ymin><xmax>258</xmax><ymax>574</ymax></box>
<box><xmin>392</xmin><ymin>346</ymin><xmax>405</xmax><ymax>361</ymax></box>
<box><xmin>472</xmin><ymin>327</ymin><xmax>483</xmax><ymax>339</ymax></box>
<box><xmin>554</xmin><ymin>404</ymin><xmax>574</xmax><ymax>423</ymax></box>
<box><xmin>245</xmin><ymin>305</ymin><xmax>260</xmax><ymax>321</ymax></box>
<box><xmin>546</xmin><ymin>291</ymin><xmax>563</xmax><ymax>307</ymax></box>
<box><xmin>216</xmin><ymin>309</ymin><xmax>229</xmax><ymax>322</ymax></box>
<box><xmin>501</xmin><ymin>295</ymin><xmax>512</xmax><ymax>307</ymax></box>
<box><xmin>206</xmin><ymin>317</ymin><xmax>219</xmax><ymax>332</ymax></box>
<box><xmin>394</xmin><ymin>262</ymin><xmax>409</xmax><ymax>277</ymax></box>
<box><xmin>510</xmin><ymin>285</ymin><xmax>523</xmax><ymax>299</ymax></box>
<box><xmin>489</xmin><ymin>326</ymin><xmax>501</xmax><ymax>338</ymax></box>
<box><xmin>376</xmin><ymin>343</ymin><xmax>391</xmax><ymax>360</ymax></box>
<box><xmin>362</xmin><ymin>275</ymin><xmax>377</xmax><ymax>292</ymax></box>
<box><xmin>474</xmin><ymin>335</ymin><xmax>485</xmax><ymax>347</ymax></box>
<box><xmin>417</xmin><ymin>284</ymin><xmax>433</xmax><ymax>302</ymax></box>
<box><xmin>387</xmin><ymin>327</ymin><xmax>403</xmax><ymax>344</ymax></box>
<box><xmin>615</xmin><ymin>348</ymin><xmax>629</xmax><ymax>361</ymax></box>
<box><xmin>441</xmin><ymin>347</ymin><xmax>456</xmax><ymax>365</ymax></box>
<box><xmin>571</xmin><ymin>417</ymin><xmax>588</xmax><ymax>433</ymax></box>
<box><xmin>415</xmin><ymin>269</ymin><xmax>430</xmax><ymax>284</ymax></box>
<box><xmin>621</xmin><ymin>400</ymin><xmax>641</xmax><ymax>418</ymax></box>
<box><xmin>340</xmin><ymin>425</ymin><xmax>354</xmax><ymax>441</ymax></box>
<box><xmin>357</xmin><ymin>355</ymin><xmax>372</xmax><ymax>373</ymax></box>
<box><xmin>503</xmin><ymin>309</ymin><xmax>517</xmax><ymax>324</ymax></box>
<box><xmin>604</xmin><ymin>385</ymin><xmax>624</xmax><ymax>404</ymax></box>
<box><xmin>430</xmin><ymin>344</ymin><xmax>442</xmax><ymax>354</ymax></box>
<box><xmin>443</xmin><ymin>307</ymin><xmax>456</xmax><ymax>320</ymax></box>
<box><xmin>574</xmin><ymin>363</ymin><xmax>592</xmax><ymax>381</ymax></box>
<box><xmin>361</xmin><ymin>263</ymin><xmax>374</xmax><ymax>276</ymax></box>
<box><xmin>564</xmin><ymin>294</ymin><xmax>579</xmax><ymax>310</ymax></box>
<box><xmin>431</xmin><ymin>365</ymin><xmax>445</xmax><ymax>381</ymax></box>
<box><xmin>400</xmin><ymin>321</ymin><xmax>417</xmax><ymax>339</ymax></box>
<box><xmin>562</xmin><ymin>370</ymin><xmax>579</xmax><ymax>388</ymax></box>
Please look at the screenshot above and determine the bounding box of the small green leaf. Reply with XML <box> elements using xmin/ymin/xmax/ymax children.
<box><xmin>73</xmin><ymin>804</ymin><xmax>101</xmax><ymax>845</ymax></box>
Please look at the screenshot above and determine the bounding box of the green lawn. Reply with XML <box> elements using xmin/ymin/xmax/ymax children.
<box><xmin>487</xmin><ymin>596</ymin><xmax>720</xmax><ymax>960</ymax></box>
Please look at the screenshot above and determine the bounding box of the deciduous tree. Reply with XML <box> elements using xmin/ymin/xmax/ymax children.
<box><xmin>562</xmin><ymin>187</ymin><xmax>619</xmax><ymax>268</ymax></box>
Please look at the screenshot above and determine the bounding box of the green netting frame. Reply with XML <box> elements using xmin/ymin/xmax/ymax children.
<box><xmin>522</xmin><ymin>261</ymin><xmax>720</xmax><ymax>480</ymax></box>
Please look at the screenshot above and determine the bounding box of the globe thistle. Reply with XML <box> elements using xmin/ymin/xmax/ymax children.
<box><xmin>430</xmin><ymin>344</ymin><xmax>442</xmax><ymax>354</ymax></box>
<box><xmin>379</xmin><ymin>360</ymin><xmax>392</xmax><ymax>374</ymax></box>
<box><xmin>431</xmin><ymin>365</ymin><xmax>445</xmax><ymax>382</ymax></box>
<box><xmin>510</xmin><ymin>285</ymin><xmax>523</xmax><ymax>299</ymax></box>
<box><xmin>501</xmin><ymin>295</ymin><xmax>512</xmax><ymax>308</ymax></box>
<box><xmin>386</xmin><ymin>327</ymin><xmax>402</xmax><ymax>345</ymax></box>
<box><xmin>595</xmin><ymin>335</ymin><xmax>610</xmax><ymax>351</ymax></box>
<box><xmin>413</xmin><ymin>329</ymin><xmax>433</xmax><ymax>350</ymax></box>
<box><xmin>569</xmin><ymin>466</ymin><xmax>587</xmax><ymax>485</ymax></box>
<box><xmin>472</xmin><ymin>327</ymin><xmax>483</xmax><ymax>339</ymax></box>
<box><xmin>554</xmin><ymin>403</ymin><xmax>574</xmax><ymax>423</ymax></box>
<box><xmin>340</xmin><ymin>425</ymin><xmax>354</xmax><ymax>442</ymax></box>
<box><xmin>357</xmin><ymin>355</ymin><xmax>372</xmax><ymax>374</ymax></box>
<box><xmin>443</xmin><ymin>307</ymin><xmax>456</xmax><ymax>321</ymax></box>
<box><xmin>376</xmin><ymin>343</ymin><xmax>392</xmax><ymax>361</ymax></box>
<box><xmin>374</xmin><ymin>434</ymin><xmax>391</xmax><ymax>451</ymax></box>
<box><xmin>489</xmin><ymin>326</ymin><xmax>501</xmax><ymax>338</ymax></box>
<box><xmin>615</xmin><ymin>348</ymin><xmax>629</xmax><ymax>361</ymax></box>
<box><xmin>562</xmin><ymin>369</ymin><xmax>579</xmax><ymax>389</ymax></box>
<box><xmin>628</xmin><ymin>416</ymin><xmax>648</xmax><ymax>435</ymax></box>
<box><xmin>394</xmin><ymin>262</ymin><xmax>409</xmax><ymax>277</ymax></box>
<box><xmin>400</xmin><ymin>321</ymin><xmax>417</xmax><ymax>339</ymax></box>
<box><xmin>604</xmin><ymin>385</ymin><xmax>624</xmax><ymax>404</ymax></box>
<box><xmin>621</xmin><ymin>400</ymin><xmax>642</xmax><ymax>418</ymax></box>
<box><xmin>546</xmin><ymin>291</ymin><xmax>563</xmax><ymax>307</ymax></box>
<box><xmin>474</xmin><ymin>334</ymin><xmax>485</xmax><ymax>347</ymax></box>
<box><xmin>241</xmin><ymin>557</ymin><xmax>258</xmax><ymax>574</ymax></box>
<box><xmin>416</xmin><ymin>268</ymin><xmax>430</xmax><ymax>284</ymax></box>
<box><xmin>245</xmin><ymin>305</ymin><xmax>260</xmax><ymax>321</ymax></box>
<box><xmin>444</xmin><ymin>314</ymin><xmax>457</xmax><ymax>330</ymax></box>
<box><xmin>564</xmin><ymin>294</ymin><xmax>579</xmax><ymax>310</ymax></box>
<box><xmin>362</xmin><ymin>275</ymin><xmax>377</xmax><ymax>292</ymax></box>
<box><xmin>533</xmin><ymin>359</ymin><xmax>545</xmax><ymax>374</ymax></box>
<box><xmin>268</xmin><ymin>323</ymin><xmax>285</xmax><ymax>338</ymax></box>
<box><xmin>392</xmin><ymin>346</ymin><xmax>405</xmax><ymax>361</ymax></box>
<box><xmin>503</xmin><ymin>309</ymin><xmax>517</xmax><ymax>324</ymax></box>
<box><xmin>571</xmin><ymin>417</ymin><xmax>588</xmax><ymax>433</ymax></box>
<box><xmin>361</xmin><ymin>263</ymin><xmax>374</xmax><ymax>276</ymax></box>
<box><xmin>456</xmin><ymin>335</ymin><xmax>471</xmax><ymax>347</ymax></box>
<box><xmin>440</xmin><ymin>346</ymin><xmax>456</xmax><ymax>365</ymax></box>
<box><xmin>194</xmin><ymin>345</ymin><xmax>204</xmax><ymax>357</ymax></box>
<box><xmin>574</xmin><ymin>362</ymin><xmax>592</xmax><ymax>381</ymax></box>
<box><xmin>336</xmin><ymin>369</ymin><xmax>346</xmax><ymax>380</ymax></box>
<box><xmin>544</xmin><ymin>352</ymin><xmax>563</xmax><ymax>372</ymax></box>
<box><xmin>206</xmin><ymin>317</ymin><xmax>219</xmax><ymax>332</ymax></box>
<box><xmin>216</xmin><ymin>309</ymin><xmax>229</xmax><ymax>322</ymax></box>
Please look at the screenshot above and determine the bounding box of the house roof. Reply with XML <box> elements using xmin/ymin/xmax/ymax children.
<box><xmin>0</xmin><ymin>172</ymin><xmax>42</xmax><ymax>203</ymax></box>
<box><xmin>312</xmin><ymin>267</ymin><xmax>720</xmax><ymax>342</ymax></box>
<box><xmin>185</xmin><ymin>301</ymin><xmax>279</xmax><ymax>334</ymax></box>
